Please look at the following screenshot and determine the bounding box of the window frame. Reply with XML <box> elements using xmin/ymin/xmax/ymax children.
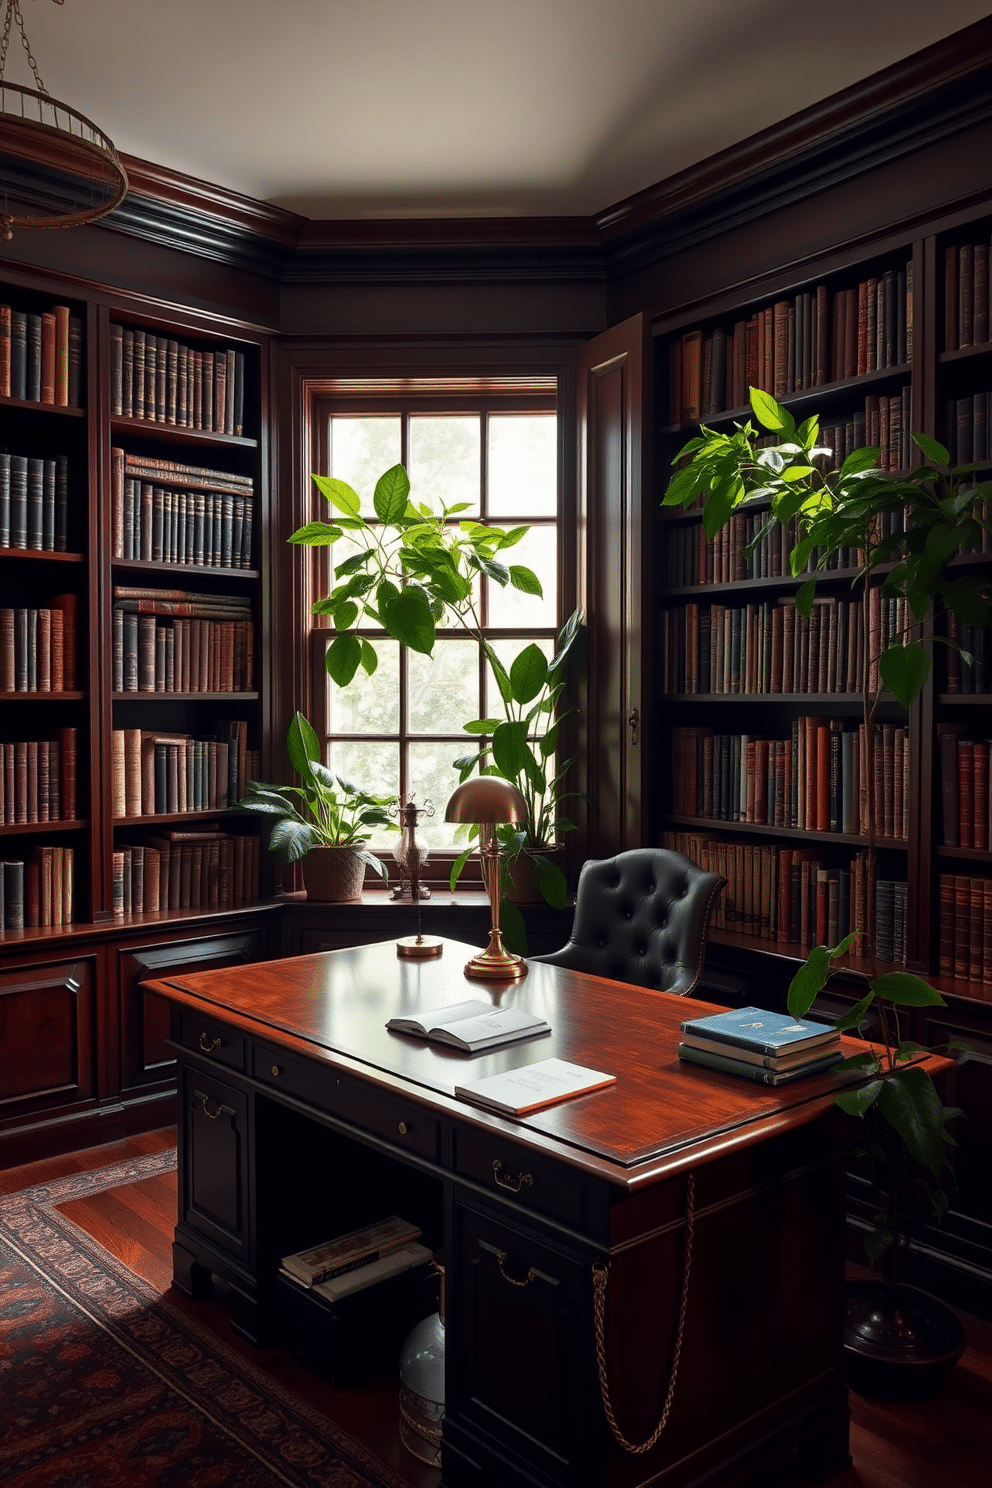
<box><xmin>306</xmin><ymin>380</ymin><xmax>561</xmax><ymax>882</ymax></box>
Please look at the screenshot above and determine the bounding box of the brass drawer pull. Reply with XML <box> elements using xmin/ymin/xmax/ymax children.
<box><xmin>495</xmin><ymin>1250</ymin><xmax>539</xmax><ymax>1289</ymax></box>
<box><xmin>199</xmin><ymin>1032</ymin><xmax>221</xmax><ymax>1053</ymax></box>
<box><xmin>271</xmin><ymin>1064</ymin><xmax>282</xmax><ymax>1077</ymax></box>
<box><xmin>199</xmin><ymin>1096</ymin><xmax>233</xmax><ymax>1120</ymax></box>
<box><xmin>493</xmin><ymin>1159</ymin><xmax>533</xmax><ymax>1193</ymax></box>
<box><xmin>398</xmin><ymin>1121</ymin><xmax>409</xmax><ymax>1135</ymax></box>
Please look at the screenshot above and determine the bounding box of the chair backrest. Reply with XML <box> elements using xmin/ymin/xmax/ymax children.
<box><xmin>531</xmin><ymin>848</ymin><xmax>726</xmax><ymax>996</ymax></box>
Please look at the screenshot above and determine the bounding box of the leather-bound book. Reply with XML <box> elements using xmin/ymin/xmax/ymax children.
<box><xmin>944</xmin><ymin>245</ymin><xmax>958</xmax><ymax>351</ymax></box>
<box><xmin>40</xmin><ymin>311</ymin><xmax>56</xmax><ymax>403</ymax></box>
<box><xmin>959</xmin><ymin>243</ymin><xmax>975</xmax><ymax>348</ymax></box>
<box><xmin>49</xmin><ymin>593</ymin><xmax>78</xmax><ymax>690</ymax></box>
<box><xmin>975</xmin><ymin>244</ymin><xmax>989</xmax><ymax>345</ymax></box>
<box><xmin>67</xmin><ymin>316</ymin><xmax>83</xmax><ymax>407</ymax></box>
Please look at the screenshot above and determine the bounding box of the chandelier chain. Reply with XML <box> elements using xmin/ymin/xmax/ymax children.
<box><xmin>1</xmin><ymin>0</ymin><xmax>65</xmax><ymax>94</ymax></box>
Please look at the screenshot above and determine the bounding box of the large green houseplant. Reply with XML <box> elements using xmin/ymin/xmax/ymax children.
<box><xmin>239</xmin><ymin>711</ymin><xmax>397</xmax><ymax>901</ymax></box>
<box><xmin>664</xmin><ymin>388</ymin><xmax>987</xmax><ymax>1386</ymax></box>
<box><xmin>288</xmin><ymin>464</ymin><xmax>582</xmax><ymax>929</ymax></box>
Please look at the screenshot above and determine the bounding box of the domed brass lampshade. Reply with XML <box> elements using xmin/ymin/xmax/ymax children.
<box><xmin>445</xmin><ymin>778</ymin><xmax>528</xmax><ymax>980</ymax></box>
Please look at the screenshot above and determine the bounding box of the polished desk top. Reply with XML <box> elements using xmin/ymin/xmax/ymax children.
<box><xmin>151</xmin><ymin>936</ymin><xmax>874</xmax><ymax>1187</ymax></box>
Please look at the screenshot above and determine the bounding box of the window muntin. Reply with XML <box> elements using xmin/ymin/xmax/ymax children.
<box><xmin>311</xmin><ymin>398</ymin><xmax>557</xmax><ymax>858</ymax></box>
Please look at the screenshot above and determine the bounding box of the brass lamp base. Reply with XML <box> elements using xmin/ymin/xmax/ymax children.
<box><xmin>397</xmin><ymin>934</ymin><xmax>444</xmax><ymax>960</ymax></box>
<box><xmin>463</xmin><ymin>930</ymin><xmax>528</xmax><ymax>981</ymax></box>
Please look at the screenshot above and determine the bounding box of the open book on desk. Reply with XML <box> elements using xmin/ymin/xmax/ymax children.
<box><xmin>386</xmin><ymin>998</ymin><xmax>550</xmax><ymax>1053</ymax></box>
<box><xmin>455</xmin><ymin>1057</ymin><xmax>616</xmax><ymax>1116</ymax></box>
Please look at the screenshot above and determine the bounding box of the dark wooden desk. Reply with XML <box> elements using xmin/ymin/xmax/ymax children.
<box><xmin>146</xmin><ymin>937</ymin><xmax>857</xmax><ymax>1488</ymax></box>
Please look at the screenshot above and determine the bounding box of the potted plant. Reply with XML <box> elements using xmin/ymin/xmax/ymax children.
<box><xmin>239</xmin><ymin>711</ymin><xmax>397</xmax><ymax>902</ymax></box>
<box><xmin>664</xmin><ymin>388</ymin><xmax>988</xmax><ymax>1394</ymax></box>
<box><xmin>288</xmin><ymin>464</ymin><xmax>583</xmax><ymax>932</ymax></box>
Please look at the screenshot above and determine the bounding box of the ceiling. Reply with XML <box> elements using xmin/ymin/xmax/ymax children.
<box><xmin>9</xmin><ymin>0</ymin><xmax>992</xmax><ymax>221</ymax></box>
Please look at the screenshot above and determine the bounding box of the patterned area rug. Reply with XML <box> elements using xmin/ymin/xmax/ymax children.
<box><xmin>0</xmin><ymin>1151</ymin><xmax>409</xmax><ymax>1487</ymax></box>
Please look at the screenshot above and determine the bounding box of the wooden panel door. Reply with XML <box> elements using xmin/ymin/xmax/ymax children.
<box><xmin>575</xmin><ymin>314</ymin><xmax>650</xmax><ymax>857</ymax></box>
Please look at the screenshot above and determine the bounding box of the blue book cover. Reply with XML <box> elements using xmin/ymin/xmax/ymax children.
<box><xmin>679</xmin><ymin>1005</ymin><xmax>837</xmax><ymax>1055</ymax></box>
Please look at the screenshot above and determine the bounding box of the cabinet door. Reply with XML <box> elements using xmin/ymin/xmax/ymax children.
<box><xmin>449</xmin><ymin>1201</ymin><xmax>594</xmax><ymax>1482</ymax></box>
<box><xmin>119</xmin><ymin>927</ymin><xmax>265</xmax><ymax>1095</ymax></box>
<box><xmin>575</xmin><ymin>314</ymin><xmax>650</xmax><ymax>855</ymax></box>
<box><xmin>0</xmin><ymin>958</ymin><xmax>96</xmax><ymax>1126</ymax></box>
<box><xmin>181</xmin><ymin>1063</ymin><xmax>252</xmax><ymax>1265</ymax></box>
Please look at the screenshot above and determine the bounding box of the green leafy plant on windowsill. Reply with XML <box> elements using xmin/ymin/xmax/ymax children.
<box><xmin>238</xmin><ymin>711</ymin><xmax>397</xmax><ymax>893</ymax></box>
<box><xmin>288</xmin><ymin>464</ymin><xmax>584</xmax><ymax>935</ymax></box>
<box><xmin>663</xmin><ymin>387</ymin><xmax>988</xmax><ymax>1274</ymax></box>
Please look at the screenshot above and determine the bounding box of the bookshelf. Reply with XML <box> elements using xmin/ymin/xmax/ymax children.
<box><xmin>651</xmin><ymin>205</ymin><xmax>992</xmax><ymax>1308</ymax></box>
<box><xmin>0</xmin><ymin>264</ymin><xmax>277</xmax><ymax>1163</ymax></box>
<box><xmin>654</xmin><ymin>219</ymin><xmax>992</xmax><ymax>998</ymax></box>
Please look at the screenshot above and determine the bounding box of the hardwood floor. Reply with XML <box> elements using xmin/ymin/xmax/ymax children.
<box><xmin>2</xmin><ymin>1130</ymin><xmax>990</xmax><ymax>1488</ymax></box>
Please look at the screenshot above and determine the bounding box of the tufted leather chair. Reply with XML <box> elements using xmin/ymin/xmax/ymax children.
<box><xmin>530</xmin><ymin>848</ymin><xmax>726</xmax><ymax>996</ymax></box>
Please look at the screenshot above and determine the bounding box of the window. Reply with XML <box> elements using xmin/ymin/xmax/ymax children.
<box><xmin>308</xmin><ymin>384</ymin><xmax>559</xmax><ymax>857</ymax></box>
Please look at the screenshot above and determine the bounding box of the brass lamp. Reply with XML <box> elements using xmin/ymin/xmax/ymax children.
<box><xmin>445</xmin><ymin>777</ymin><xmax>528</xmax><ymax>980</ymax></box>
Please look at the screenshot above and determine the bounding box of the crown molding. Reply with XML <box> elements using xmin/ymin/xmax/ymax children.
<box><xmin>596</xmin><ymin>15</ymin><xmax>992</xmax><ymax>275</ymax></box>
<box><xmin>63</xmin><ymin>17</ymin><xmax>992</xmax><ymax>288</ymax></box>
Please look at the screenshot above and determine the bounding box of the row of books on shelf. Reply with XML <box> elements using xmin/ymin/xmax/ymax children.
<box><xmin>671</xmin><ymin>721</ymin><xmax>909</xmax><ymax>839</ymax></box>
<box><xmin>112</xmin><ymin>588</ymin><xmax>254</xmax><ymax>694</ymax></box>
<box><xmin>113</xmin><ymin>828</ymin><xmax>259</xmax><ymax>915</ymax></box>
<box><xmin>677</xmin><ymin>1004</ymin><xmax>842</xmax><ymax>1086</ymax></box>
<box><xmin>662</xmin><ymin>507</ymin><xmax>906</xmax><ymax>588</ymax></box>
<box><xmin>0</xmin><ymin>454</ymin><xmax>70</xmax><ymax>552</ymax></box>
<box><xmin>280</xmin><ymin>1217</ymin><xmax>430</xmax><ymax>1303</ymax></box>
<box><xmin>0</xmin><ymin>848</ymin><xmax>73</xmax><ymax>930</ymax></box>
<box><xmin>0</xmin><ymin>303</ymin><xmax>83</xmax><ymax>407</ymax></box>
<box><xmin>111</xmin><ymin>450</ymin><xmax>254</xmax><ymax>568</ymax></box>
<box><xmin>111</xmin><ymin>724</ymin><xmax>257</xmax><ymax>818</ymax></box>
<box><xmin>945</xmin><ymin>391</ymin><xmax>992</xmax><ymax>467</ymax></box>
<box><xmin>668</xmin><ymin>264</ymin><xmax>911</xmax><ymax>423</ymax></box>
<box><xmin>661</xmin><ymin>591</ymin><xmax>905</xmax><ymax>697</ymax></box>
<box><xmin>944</xmin><ymin>241</ymin><xmax>992</xmax><ymax>351</ymax></box>
<box><xmin>110</xmin><ymin>325</ymin><xmax>246</xmax><ymax>434</ymax></box>
<box><xmin>945</xmin><ymin>615</ymin><xmax>990</xmax><ymax>695</ymax></box>
<box><xmin>939</xmin><ymin>875</ymin><xmax>992</xmax><ymax>992</ymax></box>
<box><xmin>663</xmin><ymin>831</ymin><xmax>907</xmax><ymax>963</ymax></box>
<box><xmin>0</xmin><ymin>598</ymin><xmax>79</xmax><ymax>693</ymax></box>
<box><xmin>938</xmin><ymin>725</ymin><xmax>991</xmax><ymax>849</ymax></box>
<box><xmin>1</xmin><ymin>729</ymin><xmax>77</xmax><ymax>824</ymax></box>
<box><xmin>818</xmin><ymin>388</ymin><xmax>913</xmax><ymax>473</ymax></box>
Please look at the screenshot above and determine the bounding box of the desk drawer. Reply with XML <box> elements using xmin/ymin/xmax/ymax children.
<box><xmin>178</xmin><ymin>1010</ymin><xmax>246</xmax><ymax>1072</ymax></box>
<box><xmin>252</xmin><ymin>1044</ymin><xmax>440</xmax><ymax>1164</ymax></box>
<box><xmin>453</xmin><ymin>1128</ymin><xmax>585</xmax><ymax>1228</ymax></box>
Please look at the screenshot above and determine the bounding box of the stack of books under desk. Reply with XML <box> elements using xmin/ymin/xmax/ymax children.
<box><xmin>677</xmin><ymin>1006</ymin><xmax>842</xmax><ymax>1085</ymax></box>
<box><xmin>276</xmin><ymin>1216</ymin><xmax>437</xmax><ymax>1385</ymax></box>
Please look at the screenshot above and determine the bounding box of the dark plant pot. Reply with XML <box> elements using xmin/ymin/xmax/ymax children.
<box><xmin>504</xmin><ymin>847</ymin><xmax>564</xmax><ymax>905</ymax></box>
<box><xmin>843</xmin><ymin>1279</ymin><xmax>967</xmax><ymax>1401</ymax></box>
<box><xmin>300</xmin><ymin>846</ymin><xmax>365</xmax><ymax>902</ymax></box>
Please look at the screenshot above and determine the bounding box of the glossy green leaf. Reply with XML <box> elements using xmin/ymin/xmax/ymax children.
<box><xmin>286</xmin><ymin>710</ymin><xmax>321</xmax><ymax>785</ymax></box>
<box><xmin>288</xmin><ymin>520</ymin><xmax>342</xmax><ymax>546</ymax></box>
<box><xmin>463</xmin><ymin>718</ymin><xmax>501</xmax><ymax>735</ymax></box>
<box><xmin>879</xmin><ymin>641</ymin><xmax>931</xmax><ymax>708</ymax></box>
<box><xmin>509</xmin><ymin>644</ymin><xmax>548</xmax><ymax>704</ymax></box>
<box><xmin>492</xmin><ymin>720</ymin><xmax>530</xmax><ymax>778</ymax></box>
<box><xmin>373</xmin><ymin>464</ymin><xmax>411</xmax><ymax>522</ymax></box>
<box><xmin>532</xmin><ymin>852</ymin><xmax>567</xmax><ymax>909</ymax></box>
<box><xmin>359</xmin><ymin>639</ymin><xmax>378</xmax><ymax>677</ymax></box>
<box><xmin>311</xmin><ymin>473</ymin><xmax>361</xmax><ymax>516</ymax></box>
<box><xmin>912</xmin><ymin>432</ymin><xmax>950</xmax><ymax>467</ymax></box>
<box><xmin>833</xmin><ymin>992</ymin><xmax>875</xmax><ymax>1032</ymax></box>
<box><xmin>836</xmin><ymin>1080</ymin><xmax>884</xmax><ymax>1117</ymax></box>
<box><xmin>871</xmin><ymin>972</ymin><xmax>946</xmax><ymax>1007</ymax></box>
<box><xmin>787</xmin><ymin>944</ymin><xmax>832</xmax><ymax>1018</ymax></box>
<box><xmin>750</xmin><ymin>387</ymin><xmax>791</xmax><ymax>432</ymax></box>
<box><xmin>325</xmin><ymin>632</ymin><xmax>363</xmax><ymax>686</ymax></box>
<box><xmin>449</xmin><ymin>848</ymin><xmax>472</xmax><ymax>892</ymax></box>
<box><xmin>509</xmin><ymin>565</ymin><xmax>543</xmax><ymax>596</ymax></box>
<box><xmin>389</xmin><ymin>584</ymin><xmax>436</xmax><ymax>654</ymax></box>
<box><xmin>876</xmin><ymin>1066</ymin><xmax>947</xmax><ymax>1176</ymax></box>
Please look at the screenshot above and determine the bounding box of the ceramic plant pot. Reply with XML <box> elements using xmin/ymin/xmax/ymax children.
<box><xmin>300</xmin><ymin>845</ymin><xmax>366</xmax><ymax>902</ymax></box>
<box><xmin>844</xmin><ymin>1279</ymin><xmax>967</xmax><ymax>1400</ymax></box>
<box><xmin>504</xmin><ymin>847</ymin><xmax>565</xmax><ymax>904</ymax></box>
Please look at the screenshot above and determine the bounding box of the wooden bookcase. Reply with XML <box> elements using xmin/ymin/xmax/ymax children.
<box><xmin>649</xmin><ymin>200</ymin><xmax>992</xmax><ymax>1310</ymax></box>
<box><xmin>0</xmin><ymin>262</ymin><xmax>279</xmax><ymax>1163</ymax></box>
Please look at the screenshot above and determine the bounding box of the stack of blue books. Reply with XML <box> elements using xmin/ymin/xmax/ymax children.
<box><xmin>678</xmin><ymin>1005</ymin><xmax>842</xmax><ymax>1086</ymax></box>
